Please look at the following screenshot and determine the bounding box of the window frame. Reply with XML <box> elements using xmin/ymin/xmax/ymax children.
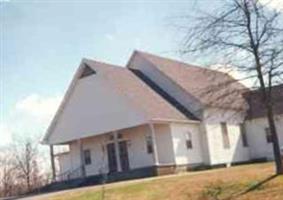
<box><xmin>145</xmin><ymin>135</ymin><xmax>153</xmax><ymax>154</ymax></box>
<box><xmin>83</xmin><ymin>149</ymin><xmax>92</xmax><ymax>165</ymax></box>
<box><xmin>265</xmin><ymin>127</ymin><xmax>272</xmax><ymax>143</ymax></box>
<box><xmin>240</xmin><ymin>123</ymin><xmax>248</xmax><ymax>147</ymax></box>
<box><xmin>185</xmin><ymin>132</ymin><xmax>193</xmax><ymax>149</ymax></box>
<box><xmin>221</xmin><ymin>122</ymin><xmax>230</xmax><ymax>149</ymax></box>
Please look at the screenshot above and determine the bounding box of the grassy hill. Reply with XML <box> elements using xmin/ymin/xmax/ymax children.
<box><xmin>36</xmin><ymin>163</ymin><xmax>283</xmax><ymax>200</ymax></box>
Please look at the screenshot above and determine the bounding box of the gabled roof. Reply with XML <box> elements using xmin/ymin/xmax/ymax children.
<box><xmin>245</xmin><ymin>84</ymin><xmax>283</xmax><ymax>119</ymax></box>
<box><xmin>84</xmin><ymin>59</ymin><xmax>190</xmax><ymax>122</ymax></box>
<box><xmin>131</xmin><ymin>51</ymin><xmax>248</xmax><ymax>111</ymax></box>
<box><xmin>43</xmin><ymin>58</ymin><xmax>195</xmax><ymax>144</ymax></box>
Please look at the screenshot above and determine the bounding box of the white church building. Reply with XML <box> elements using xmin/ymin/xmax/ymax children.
<box><xmin>42</xmin><ymin>51</ymin><xmax>283</xmax><ymax>182</ymax></box>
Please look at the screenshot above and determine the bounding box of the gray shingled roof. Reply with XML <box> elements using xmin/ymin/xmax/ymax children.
<box><xmin>135</xmin><ymin>51</ymin><xmax>249</xmax><ymax>111</ymax></box>
<box><xmin>85</xmin><ymin>59</ymin><xmax>194</xmax><ymax>122</ymax></box>
<box><xmin>245</xmin><ymin>84</ymin><xmax>283</xmax><ymax>119</ymax></box>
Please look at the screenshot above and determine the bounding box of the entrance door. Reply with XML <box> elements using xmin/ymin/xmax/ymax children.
<box><xmin>118</xmin><ymin>141</ymin><xmax>130</xmax><ymax>171</ymax></box>
<box><xmin>106</xmin><ymin>143</ymin><xmax>118</xmax><ymax>173</ymax></box>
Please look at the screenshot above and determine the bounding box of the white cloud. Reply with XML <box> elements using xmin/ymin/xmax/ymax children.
<box><xmin>15</xmin><ymin>94</ymin><xmax>62</xmax><ymax>122</ymax></box>
<box><xmin>259</xmin><ymin>0</ymin><xmax>283</xmax><ymax>12</ymax></box>
<box><xmin>0</xmin><ymin>94</ymin><xmax>62</xmax><ymax>147</ymax></box>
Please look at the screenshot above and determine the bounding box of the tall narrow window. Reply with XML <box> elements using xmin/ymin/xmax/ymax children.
<box><xmin>240</xmin><ymin>123</ymin><xmax>248</xmax><ymax>147</ymax></box>
<box><xmin>83</xmin><ymin>149</ymin><xmax>92</xmax><ymax>165</ymax></box>
<box><xmin>221</xmin><ymin>122</ymin><xmax>230</xmax><ymax>149</ymax></box>
<box><xmin>185</xmin><ymin>132</ymin><xmax>193</xmax><ymax>149</ymax></box>
<box><xmin>265</xmin><ymin>127</ymin><xmax>272</xmax><ymax>143</ymax></box>
<box><xmin>145</xmin><ymin>135</ymin><xmax>153</xmax><ymax>154</ymax></box>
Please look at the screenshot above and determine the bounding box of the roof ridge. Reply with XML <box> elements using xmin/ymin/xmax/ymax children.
<box><xmin>135</xmin><ymin>50</ymin><xmax>248</xmax><ymax>91</ymax></box>
<box><xmin>83</xmin><ymin>58</ymin><xmax>125</xmax><ymax>69</ymax></box>
<box><xmin>133</xmin><ymin>50</ymin><xmax>248</xmax><ymax>110</ymax></box>
<box><xmin>134</xmin><ymin>50</ymin><xmax>233</xmax><ymax>76</ymax></box>
<box><xmin>135</xmin><ymin>50</ymin><xmax>201</xmax><ymax>67</ymax></box>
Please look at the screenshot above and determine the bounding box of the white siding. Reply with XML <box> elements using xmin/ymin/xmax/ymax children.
<box><xmin>57</xmin><ymin>111</ymin><xmax>283</xmax><ymax>177</ymax></box>
<box><xmin>170</xmin><ymin>123</ymin><xmax>204</xmax><ymax>165</ymax></box>
<box><xmin>245</xmin><ymin>115</ymin><xmax>283</xmax><ymax>160</ymax></box>
<box><xmin>69</xmin><ymin>141</ymin><xmax>81</xmax><ymax>172</ymax></box>
<box><xmin>57</xmin><ymin>153</ymin><xmax>71</xmax><ymax>174</ymax></box>
<box><xmin>58</xmin><ymin>123</ymin><xmax>206</xmax><ymax>176</ymax></box>
<box><xmin>154</xmin><ymin>124</ymin><xmax>175</xmax><ymax>165</ymax></box>
<box><xmin>203</xmin><ymin>108</ymin><xmax>250</xmax><ymax>165</ymax></box>
<box><xmin>65</xmin><ymin>125</ymin><xmax>155</xmax><ymax>176</ymax></box>
<box><xmin>122</xmin><ymin>125</ymin><xmax>155</xmax><ymax>169</ymax></box>
<box><xmin>68</xmin><ymin>135</ymin><xmax>110</xmax><ymax>176</ymax></box>
<box><xmin>80</xmin><ymin>135</ymin><xmax>108</xmax><ymax>176</ymax></box>
<box><xmin>204</xmin><ymin>123</ymin><xmax>250</xmax><ymax>165</ymax></box>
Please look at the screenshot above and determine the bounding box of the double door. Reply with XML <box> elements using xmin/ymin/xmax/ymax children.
<box><xmin>106</xmin><ymin>141</ymin><xmax>129</xmax><ymax>173</ymax></box>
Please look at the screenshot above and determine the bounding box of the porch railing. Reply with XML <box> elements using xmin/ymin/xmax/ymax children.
<box><xmin>55</xmin><ymin>165</ymin><xmax>84</xmax><ymax>182</ymax></box>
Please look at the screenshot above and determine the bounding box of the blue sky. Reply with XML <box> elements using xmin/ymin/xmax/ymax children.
<box><xmin>1</xmin><ymin>0</ymin><xmax>281</xmax><ymax>146</ymax></box>
<box><xmin>1</xmin><ymin>0</ymin><xmax>211</xmax><ymax>146</ymax></box>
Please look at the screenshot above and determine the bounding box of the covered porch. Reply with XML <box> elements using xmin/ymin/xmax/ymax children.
<box><xmin>49</xmin><ymin>121</ymin><xmax>177</xmax><ymax>182</ymax></box>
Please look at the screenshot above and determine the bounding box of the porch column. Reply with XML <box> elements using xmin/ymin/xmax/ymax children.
<box><xmin>149</xmin><ymin>123</ymin><xmax>159</xmax><ymax>166</ymax></box>
<box><xmin>78</xmin><ymin>139</ymin><xmax>86</xmax><ymax>177</ymax></box>
<box><xmin>50</xmin><ymin>145</ymin><xmax>56</xmax><ymax>181</ymax></box>
<box><xmin>113</xmin><ymin>131</ymin><xmax>122</xmax><ymax>172</ymax></box>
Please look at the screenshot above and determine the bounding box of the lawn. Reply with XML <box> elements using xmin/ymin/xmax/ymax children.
<box><xmin>40</xmin><ymin>163</ymin><xmax>283</xmax><ymax>200</ymax></box>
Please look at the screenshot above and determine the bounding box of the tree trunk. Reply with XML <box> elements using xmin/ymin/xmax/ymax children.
<box><xmin>26</xmin><ymin>175</ymin><xmax>31</xmax><ymax>192</ymax></box>
<box><xmin>266</xmin><ymin>105</ymin><xmax>283</xmax><ymax>174</ymax></box>
<box><xmin>251</xmin><ymin>35</ymin><xmax>283</xmax><ymax>175</ymax></box>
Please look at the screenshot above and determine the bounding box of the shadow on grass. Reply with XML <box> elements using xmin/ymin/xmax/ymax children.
<box><xmin>230</xmin><ymin>174</ymin><xmax>278</xmax><ymax>200</ymax></box>
<box><xmin>241</xmin><ymin>174</ymin><xmax>277</xmax><ymax>194</ymax></box>
<box><xmin>200</xmin><ymin>175</ymin><xmax>279</xmax><ymax>200</ymax></box>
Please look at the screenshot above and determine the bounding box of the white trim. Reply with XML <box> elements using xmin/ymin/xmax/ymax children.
<box><xmin>48</xmin><ymin>120</ymin><xmax>196</xmax><ymax>145</ymax></box>
<box><xmin>42</xmin><ymin>60</ymin><xmax>88</xmax><ymax>144</ymax></box>
<box><xmin>113</xmin><ymin>131</ymin><xmax>122</xmax><ymax>172</ymax></box>
<box><xmin>54</xmin><ymin>151</ymin><xmax>70</xmax><ymax>157</ymax></box>
<box><xmin>151</xmin><ymin>118</ymin><xmax>200</xmax><ymax>124</ymax></box>
<box><xmin>78</xmin><ymin>139</ymin><xmax>86</xmax><ymax>177</ymax></box>
<box><xmin>149</xmin><ymin>123</ymin><xmax>159</xmax><ymax>165</ymax></box>
<box><xmin>125</xmin><ymin>50</ymin><xmax>139</xmax><ymax>69</ymax></box>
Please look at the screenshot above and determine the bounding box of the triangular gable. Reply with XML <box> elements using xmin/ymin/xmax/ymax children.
<box><xmin>79</xmin><ymin>63</ymin><xmax>96</xmax><ymax>79</ymax></box>
<box><xmin>43</xmin><ymin>60</ymin><xmax>148</xmax><ymax>145</ymax></box>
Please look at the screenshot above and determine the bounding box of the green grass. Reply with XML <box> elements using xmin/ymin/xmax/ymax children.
<box><xmin>42</xmin><ymin>163</ymin><xmax>283</xmax><ymax>200</ymax></box>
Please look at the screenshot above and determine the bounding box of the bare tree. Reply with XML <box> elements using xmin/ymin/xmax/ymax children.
<box><xmin>0</xmin><ymin>135</ymin><xmax>49</xmax><ymax>197</ymax></box>
<box><xmin>11</xmin><ymin>136</ymin><xmax>43</xmax><ymax>193</ymax></box>
<box><xmin>179</xmin><ymin>0</ymin><xmax>283</xmax><ymax>174</ymax></box>
<box><xmin>0</xmin><ymin>152</ymin><xmax>16</xmax><ymax>197</ymax></box>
